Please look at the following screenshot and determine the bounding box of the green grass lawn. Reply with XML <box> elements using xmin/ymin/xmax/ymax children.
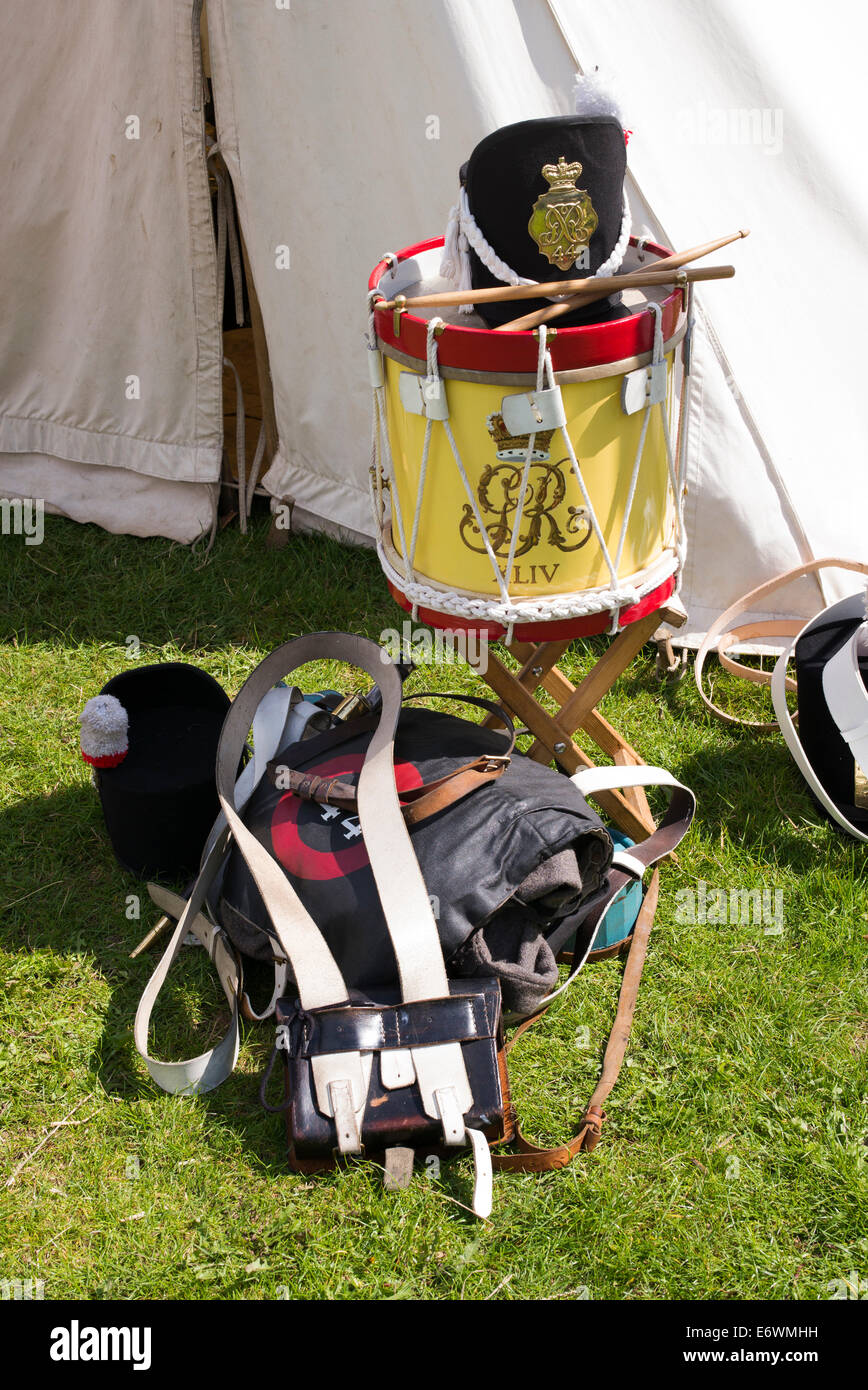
<box><xmin>1</xmin><ymin>512</ymin><xmax>866</xmax><ymax>1301</ymax></box>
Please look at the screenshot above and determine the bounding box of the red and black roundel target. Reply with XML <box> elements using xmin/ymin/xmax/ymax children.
<box><xmin>270</xmin><ymin>754</ymin><xmax>424</xmax><ymax>882</ymax></box>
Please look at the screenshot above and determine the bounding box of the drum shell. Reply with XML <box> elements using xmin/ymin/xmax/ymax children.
<box><xmin>371</xmin><ymin>237</ymin><xmax>684</xmax><ymax>609</ymax></box>
<box><xmin>381</xmin><ymin>351</ymin><xmax>678</xmax><ymax>598</ymax></box>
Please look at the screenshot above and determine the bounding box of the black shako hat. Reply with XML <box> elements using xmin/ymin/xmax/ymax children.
<box><xmin>441</xmin><ymin>112</ymin><xmax>630</xmax><ymax>328</ymax></box>
<box><xmin>89</xmin><ymin>663</ymin><xmax>230</xmax><ymax>880</ymax></box>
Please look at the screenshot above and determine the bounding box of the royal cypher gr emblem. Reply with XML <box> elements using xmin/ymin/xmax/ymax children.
<box><xmin>528</xmin><ymin>156</ymin><xmax>598</xmax><ymax>270</ymax></box>
<box><xmin>458</xmin><ymin>413</ymin><xmax>591</xmax><ymax>569</ymax></box>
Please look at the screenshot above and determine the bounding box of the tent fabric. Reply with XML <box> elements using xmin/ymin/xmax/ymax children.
<box><xmin>205</xmin><ymin>0</ymin><xmax>583</xmax><ymax>542</ymax></box>
<box><xmin>207</xmin><ymin>0</ymin><xmax>866</xmax><ymax>641</ymax></box>
<box><xmin>0</xmin><ymin>456</ymin><xmax>217</xmax><ymax>545</ymax></box>
<box><xmin>0</xmin><ymin>0</ymin><xmax>221</xmax><ymax>542</ymax></box>
<box><xmin>1</xmin><ymin>1</ymin><xmax>863</xmax><ymax>631</ymax></box>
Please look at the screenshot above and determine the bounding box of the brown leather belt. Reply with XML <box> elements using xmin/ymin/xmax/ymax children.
<box><xmin>491</xmin><ymin>869</ymin><xmax>660</xmax><ymax>1172</ymax></box>
<box><xmin>275</xmin><ymin>752</ymin><xmax>511</xmax><ymax>826</ymax></box>
<box><xmin>268</xmin><ymin>689</ymin><xmax>517</xmax><ymax>826</ymax></box>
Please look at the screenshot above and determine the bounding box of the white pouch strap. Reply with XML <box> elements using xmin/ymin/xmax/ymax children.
<box><xmin>134</xmin><ymin>838</ymin><xmax>240</xmax><ymax>1094</ymax></box>
<box><xmin>149</xmin><ymin>681</ymin><xmax>314</xmax><ymax>1050</ymax></box>
<box><xmin>198</xmin><ymin>682</ymin><xmax>324</xmax><ymax>1022</ymax></box>
<box><xmin>220</xmin><ymin>637</ymin><xmax>475</xmax><ymax>1148</ymax></box>
<box><xmin>536</xmin><ymin>764</ymin><xmax>695</xmax><ymax>1008</ymax></box>
<box><xmin>135</xmin><ymin>648</ymin><xmax>369</xmax><ymax>1105</ymax></box>
<box><xmin>137</xmin><ymin>635</ymin><xmax>475</xmax><ymax>1157</ymax></box>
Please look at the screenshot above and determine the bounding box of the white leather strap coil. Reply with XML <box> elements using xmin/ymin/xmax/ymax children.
<box><xmin>695</xmin><ymin>557</ymin><xmax>868</xmax><ymax>730</ymax></box>
<box><xmin>694</xmin><ymin>557</ymin><xmax>868</xmax><ymax>841</ymax></box>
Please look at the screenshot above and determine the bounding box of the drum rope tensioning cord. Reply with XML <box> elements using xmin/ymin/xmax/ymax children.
<box><xmin>366</xmin><ymin>282</ymin><xmax>687</xmax><ymax>642</ymax></box>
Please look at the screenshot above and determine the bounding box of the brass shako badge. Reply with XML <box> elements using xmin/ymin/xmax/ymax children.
<box><xmin>528</xmin><ymin>156</ymin><xmax>599</xmax><ymax>271</ymax></box>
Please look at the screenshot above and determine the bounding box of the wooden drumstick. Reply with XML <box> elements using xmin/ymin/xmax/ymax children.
<box><xmin>497</xmin><ymin>266</ymin><xmax>734</xmax><ymax>308</ymax></box>
<box><xmin>379</xmin><ymin>266</ymin><xmax>733</xmax><ymax>321</ymax></box>
<box><xmin>496</xmin><ymin>231</ymin><xmax>749</xmax><ymax>332</ymax></box>
<box><xmin>372</xmin><ymin>229</ymin><xmax>749</xmax><ymax>314</ymax></box>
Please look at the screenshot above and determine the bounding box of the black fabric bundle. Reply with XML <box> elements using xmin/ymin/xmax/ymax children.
<box><xmin>214</xmin><ymin>706</ymin><xmax>612</xmax><ymax>1013</ymax></box>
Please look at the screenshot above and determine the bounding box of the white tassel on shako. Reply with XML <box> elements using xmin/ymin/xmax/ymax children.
<box><xmin>79</xmin><ymin>694</ymin><xmax>129</xmax><ymax>769</ymax></box>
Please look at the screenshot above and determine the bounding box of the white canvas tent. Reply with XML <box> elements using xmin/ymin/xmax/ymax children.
<box><xmin>1</xmin><ymin>0</ymin><xmax>864</xmax><ymax>641</ymax></box>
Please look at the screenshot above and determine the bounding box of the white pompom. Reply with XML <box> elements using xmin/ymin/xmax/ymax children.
<box><xmin>79</xmin><ymin>694</ymin><xmax>129</xmax><ymax>767</ymax></box>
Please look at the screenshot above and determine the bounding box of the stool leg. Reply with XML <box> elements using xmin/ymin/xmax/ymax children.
<box><xmin>539</xmin><ymin>610</ymin><xmax>662</xmax><ymax>744</ymax></box>
<box><xmin>474</xmin><ymin>645</ymin><xmax>655</xmax><ymax>842</ymax></box>
<box><xmin>515</xmin><ymin>651</ymin><xmax>654</xmax><ymax>829</ymax></box>
<box><xmin>513</xmin><ymin>639</ymin><xmax>572</xmax><ymax>691</ymax></box>
<box><xmin>481</xmin><ymin>639</ymin><xmax>570</xmax><ymax>729</ymax></box>
<box><xmin>455</xmin><ymin>606</ymin><xmax>681</xmax><ymax>842</ymax></box>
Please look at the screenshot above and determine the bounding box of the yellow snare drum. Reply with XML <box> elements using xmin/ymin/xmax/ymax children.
<box><xmin>368</xmin><ymin>238</ymin><xmax>687</xmax><ymax>639</ymax></box>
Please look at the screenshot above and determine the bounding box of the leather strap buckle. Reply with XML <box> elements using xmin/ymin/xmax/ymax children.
<box><xmin>579</xmin><ymin>1107</ymin><xmax>606</xmax><ymax>1152</ymax></box>
<box><xmin>482</xmin><ymin>754</ymin><xmax>510</xmax><ymax>773</ymax></box>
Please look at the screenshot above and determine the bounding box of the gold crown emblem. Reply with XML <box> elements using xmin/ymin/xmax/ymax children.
<box><xmin>529</xmin><ymin>154</ymin><xmax>598</xmax><ymax>270</ymax></box>
<box><xmin>541</xmin><ymin>157</ymin><xmax>585</xmax><ymax>191</ymax></box>
<box><xmin>486</xmin><ymin>412</ymin><xmax>554</xmax><ymax>460</ymax></box>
